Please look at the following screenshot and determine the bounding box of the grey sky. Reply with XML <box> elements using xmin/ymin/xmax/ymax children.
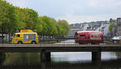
<box><xmin>6</xmin><ymin>0</ymin><xmax>121</xmax><ymax>24</ymax></box>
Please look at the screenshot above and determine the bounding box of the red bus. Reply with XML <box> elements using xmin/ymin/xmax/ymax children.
<box><xmin>75</xmin><ymin>31</ymin><xmax>104</xmax><ymax>44</ymax></box>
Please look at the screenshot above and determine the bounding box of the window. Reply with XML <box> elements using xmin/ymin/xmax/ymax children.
<box><xmin>80</xmin><ymin>35</ymin><xmax>85</xmax><ymax>38</ymax></box>
<box><xmin>16</xmin><ymin>34</ymin><xmax>20</xmax><ymax>37</ymax></box>
<box><xmin>24</xmin><ymin>34</ymin><xmax>36</xmax><ymax>40</ymax></box>
<box><xmin>75</xmin><ymin>35</ymin><xmax>79</xmax><ymax>38</ymax></box>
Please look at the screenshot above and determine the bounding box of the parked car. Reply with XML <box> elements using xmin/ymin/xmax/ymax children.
<box><xmin>112</xmin><ymin>36</ymin><xmax>121</xmax><ymax>43</ymax></box>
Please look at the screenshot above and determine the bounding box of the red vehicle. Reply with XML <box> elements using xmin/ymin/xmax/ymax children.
<box><xmin>75</xmin><ymin>31</ymin><xmax>104</xmax><ymax>44</ymax></box>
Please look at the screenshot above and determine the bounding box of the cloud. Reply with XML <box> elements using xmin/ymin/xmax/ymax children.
<box><xmin>6</xmin><ymin>0</ymin><xmax>30</xmax><ymax>8</ymax></box>
<box><xmin>6</xmin><ymin>0</ymin><xmax>121</xmax><ymax>24</ymax></box>
<box><xmin>56</xmin><ymin>0</ymin><xmax>121</xmax><ymax>24</ymax></box>
<box><xmin>56</xmin><ymin>13</ymin><xmax>121</xmax><ymax>24</ymax></box>
<box><xmin>88</xmin><ymin>0</ymin><xmax>121</xmax><ymax>9</ymax></box>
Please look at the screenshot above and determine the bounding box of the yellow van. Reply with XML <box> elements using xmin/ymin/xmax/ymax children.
<box><xmin>12</xmin><ymin>30</ymin><xmax>38</xmax><ymax>44</ymax></box>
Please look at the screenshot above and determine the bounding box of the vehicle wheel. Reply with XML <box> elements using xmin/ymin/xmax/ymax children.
<box><xmin>31</xmin><ymin>41</ymin><xmax>36</xmax><ymax>44</ymax></box>
<box><xmin>96</xmin><ymin>43</ymin><xmax>100</xmax><ymax>45</ymax></box>
<box><xmin>91</xmin><ymin>42</ymin><xmax>96</xmax><ymax>44</ymax></box>
<box><xmin>18</xmin><ymin>41</ymin><xmax>22</xmax><ymax>44</ymax></box>
<box><xmin>113</xmin><ymin>40</ymin><xmax>117</xmax><ymax>43</ymax></box>
<box><xmin>79</xmin><ymin>42</ymin><xmax>82</xmax><ymax>44</ymax></box>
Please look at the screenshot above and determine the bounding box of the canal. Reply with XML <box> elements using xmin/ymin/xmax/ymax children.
<box><xmin>52</xmin><ymin>40</ymin><xmax>120</xmax><ymax>63</ymax></box>
<box><xmin>1</xmin><ymin>40</ymin><xmax>121</xmax><ymax>69</ymax></box>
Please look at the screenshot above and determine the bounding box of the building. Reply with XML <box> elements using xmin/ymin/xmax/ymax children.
<box><xmin>116</xmin><ymin>18</ymin><xmax>121</xmax><ymax>36</ymax></box>
<box><xmin>68</xmin><ymin>27</ymin><xmax>81</xmax><ymax>38</ymax></box>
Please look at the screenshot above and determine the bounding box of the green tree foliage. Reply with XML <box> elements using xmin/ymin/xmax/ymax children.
<box><xmin>0</xmin><ymin>0</ymin><xmax>70</xmax><ymax>36</ymax></box>
<box><xmin>7</xmin><ymin>6</ymin><xmax>17</xmax><ymax>33</ymax></box>
<box><xmin>56</xmin><ymin>24</ymin><xmax>64</xmax><ymax>35</ymax></box>
<box><xmin>109</xmin><ymin>23</ymin><xmax>115</xmax><ymax>33</ymax></box>
<box><xmin>35</xmin><ymin>17</ymin><xmax>43</xmax><ymax>34</ymax></box>
<box><xmin>15</xmin><ymin>7</ymin><xmax>26</xmax><ymax>30</ymax></box>
<box><xmin>24</xmin><ymin>8</ymin><xmax>39</xmax><ymax>30</ymax></box>
<box><xmin>0</xmin><ymin>0</ymin><xmax>10</xmax><ymax>32</ymax></box>
<box><xmin>0</xmin><ymin>0</ymin><xmax>17</xmax><ymax>33</ymax></box>
<box><xmin>57</xmin><ymin>20</ymin><xmax>70</xmax><ymax>35</ymax></box>
<box><xmin>40</xmin><ymin>16</ymin><xmax>58</xmax><ymax>35</ymax></box>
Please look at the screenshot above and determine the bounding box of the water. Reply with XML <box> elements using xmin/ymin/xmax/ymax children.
<box><xmin>51</xmin><ymin>52</ymin><xmax>118</xmax><ymax>62</ymax></box>
<box><xmin>55</xmin><ymin>40</ymin><xmax>75</xmax><ymax>44</ymax></box>
<box><xmin>1</xmin><ymin>40</ymin><xmax>121</xmax><ymax>69</ymax></box>
<box><xmin>51</xmin><ymin>40</ymin><xmax>119</xmax><ymax>63</ymax></box>
<box><xmin>51</xmin><ymin>52</ymin><xmax>91</xmax><ymax>62</ymax></box>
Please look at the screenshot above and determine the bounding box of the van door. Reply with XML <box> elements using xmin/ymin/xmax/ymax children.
<box><xmin>74</xmin><ymin>34</ymin><xmax>79</xmax><ymax>43</ymax></box>
<box><xmin>24</xmin><ymin>34</ymin><xmax>29</xmax><ymax>43</ymax></box>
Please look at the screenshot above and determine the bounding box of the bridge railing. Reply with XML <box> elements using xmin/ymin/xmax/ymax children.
<box><xmin>0</xmin><ymin>34</ymin><xmax>75</xmax><ymax>44</ymax></box>
<box><xmin>1</xmin><ymin>34</ymin><xmax>120</xmax><ymax>44</ymax></box>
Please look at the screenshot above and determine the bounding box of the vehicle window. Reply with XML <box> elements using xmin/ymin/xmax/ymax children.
<box><xmin>24</xmin><ymin>34</ymin><xmax>36</xmax><ymax>40</ymax></box>
<box><xmin>119</xmin><ymin>36</ymin><xmax>121</xmax><ymax>39</ymax></box>
<box><xmin>16</xmin><ymin>34</ymin><xmax>20</xmax><ymax>37</ymax></box>
<box><xmin>75</xmin><ymin>35</ymin><xmax>79</xmax><ymax>38</ymax></box>
<box><xmin>80</xmin><ymin>35</ymin><xmax>85</xmax><ymax>38</ymax></box>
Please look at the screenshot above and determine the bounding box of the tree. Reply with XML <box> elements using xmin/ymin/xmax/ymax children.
<box><xmin>109</xmin><ymin>23</ymin><xmax>115</xmax><ymax>37</ymax></box>
<box><xmin>109</xmin><ymin>23</ymin><xmax>115</xmax><ymax>32</ymax></box>
<box><xmin>57</xmin><ymin>20</ymin><xmax>70</xmax><ymax>35</ymax></box>
<box><xmin>35</xmin><ymin>17</ymin><xmax>43</xmax><ymax>34</ymax></box>
<box><xmin>0</xmin><ymin>0</ymin><xmax>70</xmax><ymax>36</ymax></box>
<box><xmin>0</xmin><ymin>0</ymin><xmax>10</xmax><ymax>33</ymax></box>
<box><xmin>15</xmin><ymin>7</ymin><xmax>26</xmax><ymax>30</ymax></box>
<box><xmin>0</xmin><ymin>0</ymin><xmax>17</xmax><ymax>33</ymax></box>
<box><xmin>7</xmin><ymin>6</ymin><xmax>18</xmax><ymax>33</ymax></box>
<box><xmin>24</xmin><ymin>8</ymin><xmax>39</xmax><ymax>30</ymax></box>
<box><xmin>41</xmin><ymin>16</ymin><xmax>57</xmax><ymax>35</ymax></box>
<box><xmin>56</xmin><ymin>24</ymin><xmax>64</xmax><ymax>36</ymax></box>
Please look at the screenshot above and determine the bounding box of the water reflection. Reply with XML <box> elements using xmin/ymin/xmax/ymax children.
<box><xmin>51</xmin><ymin>52</ymin><xmax>91</xmax><ymax>63</ymax></box>
<box><xmin>102</xmin><ymin>52</ymin><xmax>117</xmax><ymax>60</ymax></box>
<box><xmin>52</xmin><ymin>40</ymin><xmax>121</xmax><ymax>63</ymax></box>
<box><xmin>1</xmin><ymin>40</ymin><xmax>121</xmax><ymax>69</ymax></box>
<box><xmin>51</xmin><ymin>52</ymin><xmax>120</xmax><ymax>63</ymax></box>
<box><xmin>55</xmin><ymin>40</ymin><xmax>75</xmax><ymax>44</ymax></box>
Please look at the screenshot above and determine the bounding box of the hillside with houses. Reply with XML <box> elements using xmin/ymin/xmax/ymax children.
<box><xmin>69</xmin><ymin>18</ymin><xmax>121</xmax><ymax>40</ymax></box>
